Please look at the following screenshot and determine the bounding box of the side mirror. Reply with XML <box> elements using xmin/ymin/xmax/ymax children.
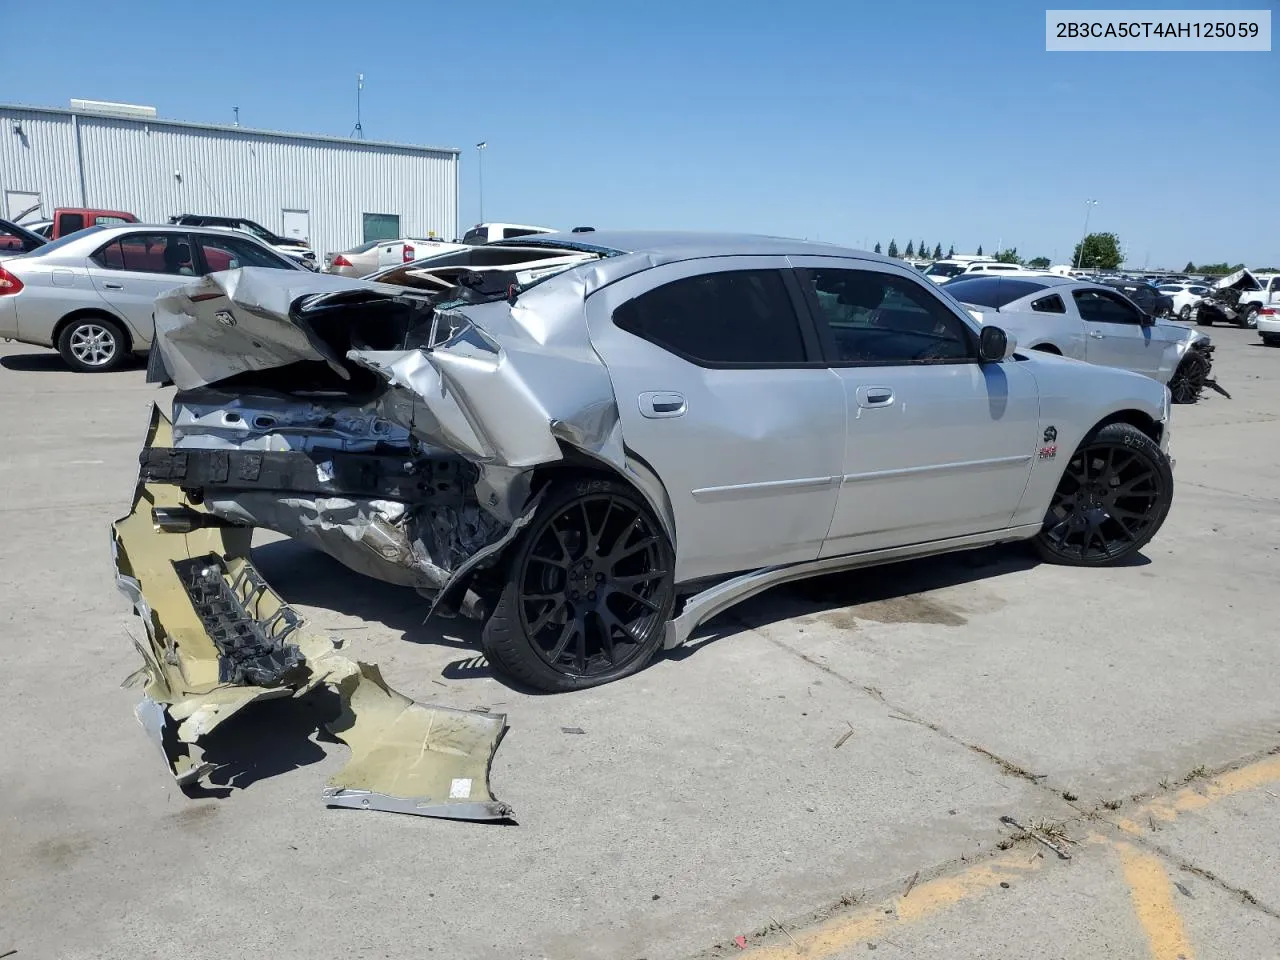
<box><xmin>979</xmin><ymin>325</ymin><xmax>1016</xmax><ymax>362</ymax></box>
<box><xmin>1140</xmin><ymin>312</ymin><xmax>1155</xmax><ymax>327</ymax></box>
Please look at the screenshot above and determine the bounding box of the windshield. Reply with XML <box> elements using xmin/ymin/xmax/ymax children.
<box><xmin>19</xmin><ymin>225</ymin><xmax>106</xmax><ymax>256</ymax></box>
<box><xmin>235</xmin><ymin>220</ymin><xmax>276</xmax><ymax>242</ymax></box>
<box><xmin>942</xmin><ymin>276</ymin><xmax>1047</xmax><ymax>308</ymax></box>
<box><xmin>924</xmin><ymin>262</ymin><xmax>964</xmax><ymax>278</ymax></box>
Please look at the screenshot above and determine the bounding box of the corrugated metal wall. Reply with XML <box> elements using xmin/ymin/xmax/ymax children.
<box><xmin>0</xmin><ymin>106</ymin><xmax>458</xmax><ymax>257</ymax></box>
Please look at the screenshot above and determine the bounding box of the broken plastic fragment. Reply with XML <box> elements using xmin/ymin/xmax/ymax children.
<box><xmin>111</xmin><ymin>405</ymin><xmax>510</xmax><ymax>821</ymax></box>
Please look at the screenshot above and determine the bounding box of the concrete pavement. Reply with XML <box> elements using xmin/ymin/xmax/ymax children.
<box><xmin>1</xmin><ymin>327</ymin><xmax>1277</xmax><ymax>959</ymax></box>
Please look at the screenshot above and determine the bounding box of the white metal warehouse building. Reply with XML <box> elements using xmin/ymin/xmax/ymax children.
<box><xmin>0</xmin><ymin>101</ymin><xmax>459</xmax><ymax>258</ymax></box>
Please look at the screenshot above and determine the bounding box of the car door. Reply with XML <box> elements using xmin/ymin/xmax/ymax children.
<box><xmin>790</xmin><ymin>258</ymin><xmax>1040</xmax><ymax>557</ymax></box>
<box><xmin>1072</xmin><ymin>287</ymin><xmax>1160</xmax><ymax>377</ymax></box>
<box><xmin>86</xmin><ymin>231</ymin><xmax>198</xmax><ymax>346</ymax></box>
<box><xmin>584</xmin><ymin>257</ymin><xmax>846</xmax><ymax>583</ymax></box>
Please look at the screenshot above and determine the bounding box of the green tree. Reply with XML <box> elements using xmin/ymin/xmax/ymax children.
<box><xmin>976</xmin><ymin>245</ymin><xmax>983</xmax><ymax>256</ymax></box>
<box><xmin>904</xmin><ymin>240</ymin><xmax>915</xmax><ymax>258</ymax></box>
<box><xmin>995</xmin><ymin>248</ymin><xmax>1020</xmax><ymax>264</ymax></box>
<box><xmin>887</xmin><ymin>239</ymin><xmax>899</xmax><ymax>258</ymax></box>
<box><xmin>1183</xmin><ymin>261</ymin><xmax>1195</xmax><ymax>272</ymax></box>
<box><xmin>947</xmin><ymin>245</ymin><xmax>955</xmax><ymax>258</ymax></box>
<box><xmin>933</xmin><ymin>243</ymin><xmax>943</xmax><ymax>259</ymax></box>
<box><xmin>919</xmin><ymin>241</ymin><xmax>927</xmax><ymax>259</ymax></box>
<box><xmin>1027</xmin><ymin>256</ymin><xmax>1051</xmax><ymax>269</ymax></box>
<box><xmin>874</xmin><ymin>242</ymin><xmax>882</xmax><ymax>254</ymax></box>
<box><xmin>1071</xmin><ymin>232</ymin><xmax>1122</xmax><ymax>270</ymax></box>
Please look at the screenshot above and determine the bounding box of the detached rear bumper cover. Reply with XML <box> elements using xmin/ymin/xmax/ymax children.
<box><xmin>112</xmin><ymin>406</ymin><xmax>510</xmax><ymax>820</ymax></box>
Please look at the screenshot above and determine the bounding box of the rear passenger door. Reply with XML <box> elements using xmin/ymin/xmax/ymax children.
<box><xmin>585</xmin><ymin>257</ymin><xmax>846</xmax><ymax>583</ymax></box>
<box><xmin>790</xmin><ymin>258</ymin><xmax>1040</xmax><ymax>556</ymax></box>
<box><xmin>86</xmin><ymin>232</ymin><xmax>198</xmax><ymax>346</ymax></box>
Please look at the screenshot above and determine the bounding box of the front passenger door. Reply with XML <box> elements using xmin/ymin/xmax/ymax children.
<box><xmin>790</xmin><ymin>259</ymin><xmax>1040</xmax><ymax>556</ymax></box>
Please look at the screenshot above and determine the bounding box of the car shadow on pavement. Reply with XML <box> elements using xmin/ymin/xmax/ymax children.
<box><xmin>180</xmin><ymin>688</ymin><xmax>340</xmax><ymax>799</ymax></box>
<box><xmin>251</xmin><ymin>538</ymin><xmax>481</xmax><ymax>651</ymax></box>
<box><xmin>1</xmin><ymin>352</ymin><xmax>71</xmax><ymax>372</ymax></box>
<box><xmin>0</xmin><ymin>350</ymin><xmax>146</xmax><ymax>372</ymax></box>
<box><xmin>669</xmin><ymin>543</ymin><xmax>1148</xmax><ymax>660</ymax></box>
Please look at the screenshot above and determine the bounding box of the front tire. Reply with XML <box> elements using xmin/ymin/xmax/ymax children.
<box><xmin>481</xmin><ymin>478</ymin><xmax>675</xmax><ymax>692</ymax></box>
<box><xmin>1179</xmin><ymin>305</ymin><xmax>1192</xmax><ymax>321</ymax></box>
<box><xmin>1033</xmin><ymin>423</ymin><xmax>1173</xmax><ymax>567</ymax></box>
<box><xmin>57</xmin><ymin>316</ymin><xmax>127</xmax><ymax>372</ymax></box>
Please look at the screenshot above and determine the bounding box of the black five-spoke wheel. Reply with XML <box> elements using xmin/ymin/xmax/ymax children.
<box><xmin>1034</xmin><ymin>422</ymin><xmax>1173</xmax><ymax>567</ymax></box>
<box><xmin>482</xmin><ymin>480</ymin><xmax>675</xmax><ymax>691</ymax></box>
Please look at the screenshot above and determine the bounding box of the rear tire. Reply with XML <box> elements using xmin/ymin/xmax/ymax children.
<box><xmin>1241</xmin><ymin>305</ymin><xmax>1259</xmax><ymax>329</ymax></box>
<box><xmin>1179</xmin><ymin>305</ymin><xmax>1192</xmax><ymax>321</ymax></box>
<box><xmin>481</xmin><ymin>478</ymin><xmax>675</xmax><ymax>692</ymax></box>
<box><xmin>1033</xmin><ymin>423</ymin><xmax>1173</xmax><ymax>567</ymax></box>
<box><xmin>1262</xmin><ymin>333</ymin><xmax>1280</xmax><ymax>347</ymax></box>
<box><xmin>57</xmin><ymin>315</ymin><xmax>128</xmax><ymax>372</ymax></box>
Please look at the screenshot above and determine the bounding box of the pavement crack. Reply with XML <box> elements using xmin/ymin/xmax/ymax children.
<box><xmin>746</xmin><ymin>621</ymin><xmax>1052</xmax><ymax>789</ymax></box>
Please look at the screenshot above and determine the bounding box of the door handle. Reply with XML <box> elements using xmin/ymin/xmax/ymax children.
<box><xmin>638</xmin><ymin>391</ymin><xmax>686</xmax><ymax>419</ymax></box>
<box><xmin>855</xmin><ymin>386</ymin><xmax>894</xmax><ymax>408</ymax></box>
<box><xmin>103</xmin><ymin>282</ymin><xmax>123</xmax><ymax>290</ymax></box>
<box><xmin>1089</xmin><ymin>330</ymin><xmax>1105</xmax><ymax>339</ymax></box>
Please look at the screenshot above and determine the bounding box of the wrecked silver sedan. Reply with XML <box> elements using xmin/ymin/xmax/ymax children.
<box><xmin>125</xmin><ymin>232</ymin><xmax>1177</xmax><ymax>711</ymax></box>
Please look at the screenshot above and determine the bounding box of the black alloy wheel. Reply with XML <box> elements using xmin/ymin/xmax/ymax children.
<box><xmin>1034</xmin><ymin>423</ymin><xmax>1173</xmax><ymax>567</ymax></box>
<box><xmin>1169</xmin><ymin>349</ymin><xmax>1212</xmax><ymax>404</ymax></box>
<box><xmin>481</xmin><ymin>480</ymin><xmax>675</xmax><ymax>691</ymax></box>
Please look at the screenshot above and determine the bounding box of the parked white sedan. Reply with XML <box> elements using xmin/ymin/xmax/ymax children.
<box><xmin>325</xmin><ymin>238</ymin><xmax>466</xmax><ymax>276</ymax></box>
<box><xmin>1156</xmin><ymin>282</ymin><xmax>1210</xmax><ymax>321</ymax></box>
<box><xmin>943</xmin><ymin>274</ymin><xmax>1216</xmax><ymax>403</ymax></box>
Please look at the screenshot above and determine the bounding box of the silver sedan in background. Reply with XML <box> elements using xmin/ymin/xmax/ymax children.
<box><xmin>0</xmin><ymin>224</ymin><xmax>300</xmax><ymax>371</ymax></box>
<box><xmin>942</xmin><ymin>274</ymin><xmax>1217</xmax><ymax>403</ymax></box>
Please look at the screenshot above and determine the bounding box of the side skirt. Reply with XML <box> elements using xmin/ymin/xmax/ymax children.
<box><xmin>663</xmin><ymin>524</ymin><xmax>1043</xmax><ymax>649</ymax></box>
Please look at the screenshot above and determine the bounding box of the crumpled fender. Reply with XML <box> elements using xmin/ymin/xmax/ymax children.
<box><xmin>112</xmin><ymin>405</ymin><xmax>511</xmax><ymax>820</ymax></box>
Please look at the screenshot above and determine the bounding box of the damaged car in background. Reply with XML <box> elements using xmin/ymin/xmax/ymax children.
<box><xmin>942</xmin><ymin>274</ymin><xmax>1224</xmax><ymax>404</ymax></box>
<box><xmin>121</xmin><ymin>232</ymin><xmax>1178</xmax><ymax>814</ymax></box>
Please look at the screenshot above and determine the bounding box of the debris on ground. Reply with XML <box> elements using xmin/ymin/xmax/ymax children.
<box><xmin>561</xmin><ymin>726</ymin><xmax>586</xmax><ymax>735</ymax></box>
<box><xmin>999</xmin><ymin>815</ymin><xmax>1074</xmax><ymax>860</ymax></box>
<box><xmin>834</xmin><ymin>722</ymin><xmax>855</xmax><ymax>749</ymax></box>
<box><xmin>733</xmin><ymin>935</ymin><xmax>748</xmax><ymax>949</ymax></box>
<box><xmin>113</xmin><ymin>407</ymin><xmax>511</xmax><ymax>822</ymax></box>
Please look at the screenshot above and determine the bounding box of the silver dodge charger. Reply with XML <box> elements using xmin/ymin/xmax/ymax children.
<box><xmin>126</xmin><ymin>232</ymin><xmax>1175</xmax><ymax>699</ymax></box>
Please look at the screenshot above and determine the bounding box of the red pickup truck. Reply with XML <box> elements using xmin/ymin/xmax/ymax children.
<box><xmin>26</xmin><ymin>207</ymin><xmax>139</xmax><ymax>240</ymax></box>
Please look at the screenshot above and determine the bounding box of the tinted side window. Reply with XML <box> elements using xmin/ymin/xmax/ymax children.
<box><xmin>1073</xmin><ymin>289</ymin><xmax>1142</xmax><ymax>324</ymax></box>
<box><xmin>92</xmin><ymin>233</ymin><xmax>195</xmax><ymax>275</ymax></box>
<box><xmin>58</xmin><ymin>212</ymin><xmax>85</xmax><ymax>234</ymax></box>
<box><xmin>197</xmin><ymin>235</ymin><xmax>293</xmax><ymax>273</ymax></box>
<box><xmin>502</xmin><ymin>228</ymin><xmax>539</xmax><ymax>239</ymax></box>
<box><xmin>613</xmin><ymin>270</ymin><xmax>807</xmax><ymax>366</ymax></box>
<box><xmin>799</xmin><ymin>268</ymin><xmax>975</xmax><ymax>364</ymax></box>
<box><xmin>1031</xmin><ymin>294</ymin><xmax>1066</xmax><ymax>313</ymax></box>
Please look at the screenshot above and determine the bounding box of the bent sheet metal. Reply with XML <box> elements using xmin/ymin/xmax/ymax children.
<box><xmin>112</xmin><ymin>406</ymin><xmax>510</xmax><ymax>820</ymax></box>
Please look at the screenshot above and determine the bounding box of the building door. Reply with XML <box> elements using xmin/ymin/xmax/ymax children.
<box><xmin>281</xmin><ymin>209</ymin><xmax>310</xmax><ymax>243</ymax></box>
<box><xmin>5</xmin><ymin>190</ymin><xmax>42</xmax><ymax>222</ymax></box>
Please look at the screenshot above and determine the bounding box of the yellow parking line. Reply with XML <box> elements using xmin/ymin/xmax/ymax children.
<box><xmin>736</xmin><ymin>753</ymin><xmax>1280</xmax><ymax>958</ymax></box>
<box><xmin>1116</xmin><ymin>754</ymin><xmax>1280</xmax><ymax>834</ymax></box>
<box><xmin>1115</xmin><ymin>842</ymin><xmax>1196</xmax><ymax>960</ymax></box>
<box><xmin>740</xmin><ymin>852</ymin><xmax>1045</xmax><ymax>958</ymax></box>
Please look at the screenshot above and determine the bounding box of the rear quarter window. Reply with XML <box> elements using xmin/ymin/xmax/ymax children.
<box><xmin>941</xmin><ymin>277</ymin><xmax>1047</xmax><ymax>309</ymax></box>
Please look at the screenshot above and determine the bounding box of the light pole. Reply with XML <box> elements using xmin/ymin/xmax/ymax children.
<box><xmin>1074</xmin><ymin>199</ymin><xmax>1098</xmax><ymax>269</ymax></box>
<box><xmin>475</xmin><ymin>141</ymin><xmax>487</xmax><ymax>223</ymax></box>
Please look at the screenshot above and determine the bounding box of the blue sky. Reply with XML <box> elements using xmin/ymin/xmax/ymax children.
<box><xmin>7</xmin><ymin>1</ymin><xmax>1278</xmax><ymax>267</ymax></box>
